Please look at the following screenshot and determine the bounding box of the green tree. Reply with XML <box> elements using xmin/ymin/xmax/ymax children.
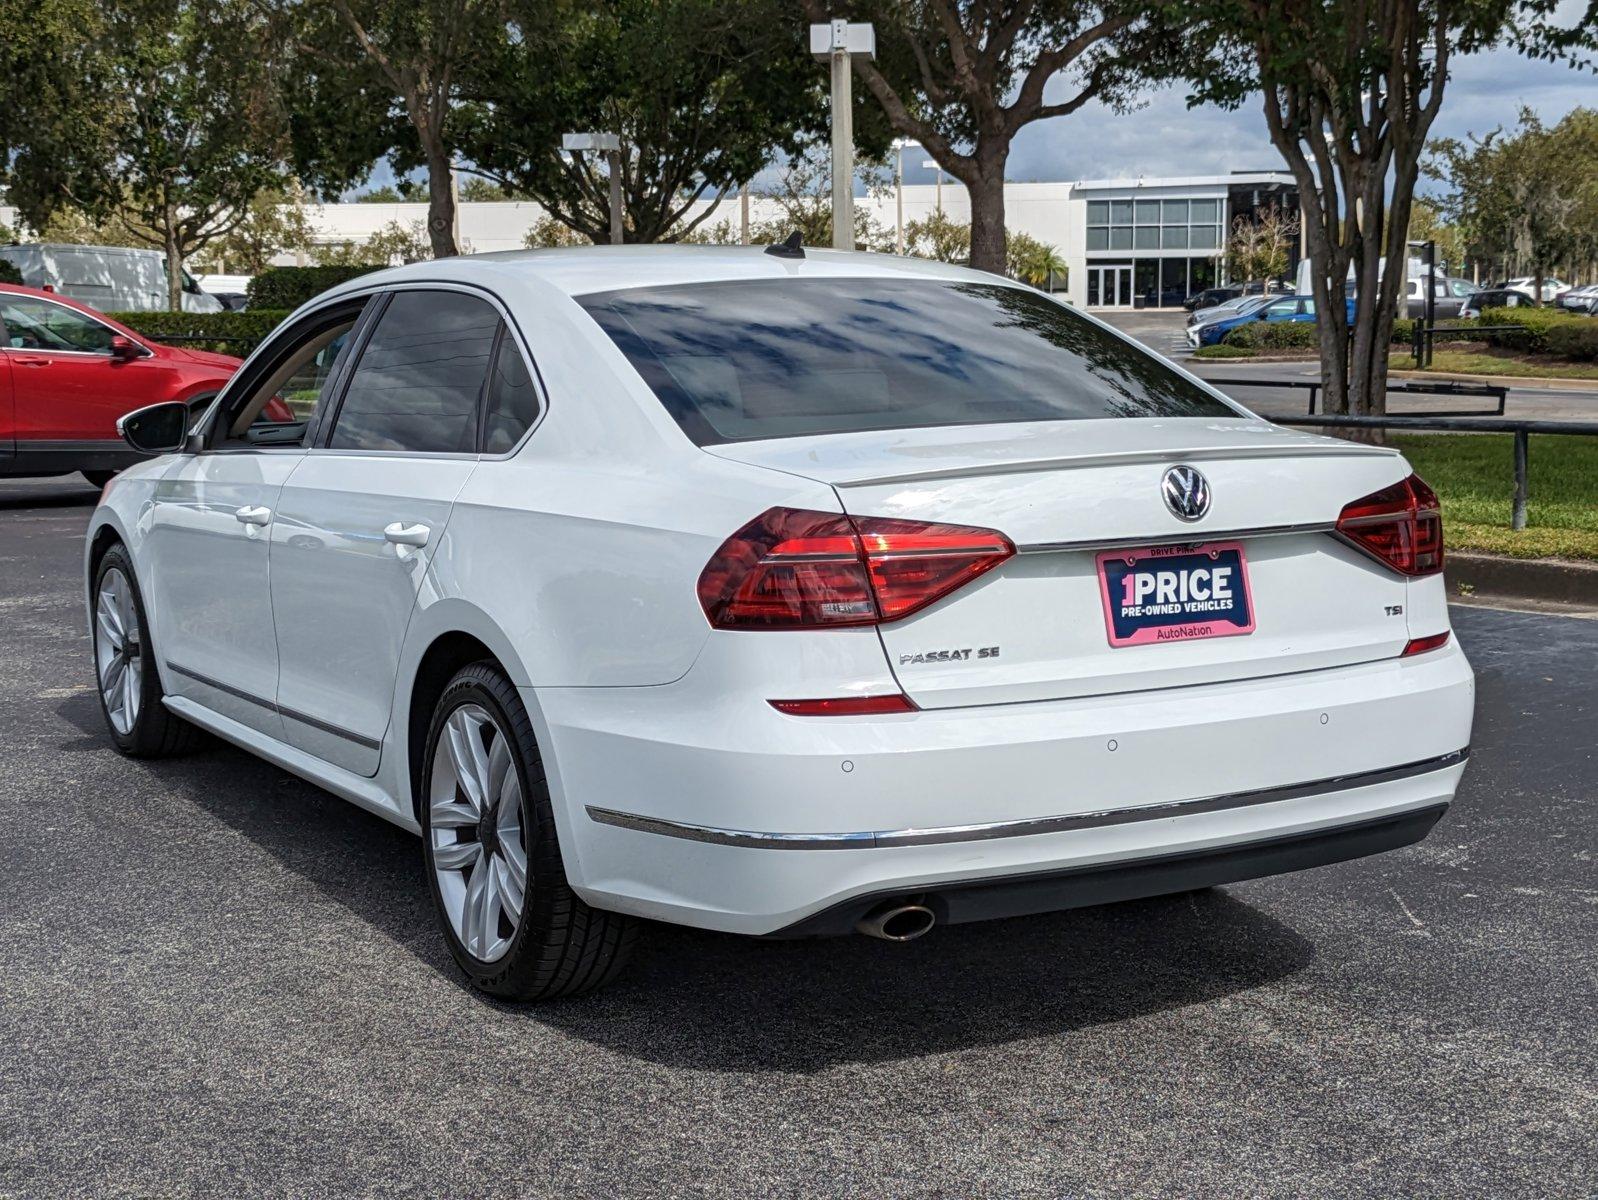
<box><xmin>1406</xmin><ymin>197</ymin><xmax>1466</xmax><ymax>276</ymax></box>
<box><xmin>195</xmin><ymin>186</ymin><xmax>317</xmax><ymax>275</ymax></box>
<box><xmin>904</xmin><ymin>209</ymin><xmax>971</xmax><ymax>263</ymax></box>
<box><xmin>1187</xmin><ymin>1</ymin><xmax>1596</xmax><ymax>417</ymax></box>
<box><xmin>278</xmin><ymin>0</ymin><xmax>518</xmax><ymax>259</ymax></box>
<box><xmin>802</xmin><ymin>1</ymin><xmax>1195</xmax><ymax>274</ymax></box>
<box><xmin>1006</xmin><ymin>230</ymin><xmax>1067</xmax><ymax>288</ymax></box>
<box><xmin>1428</xmin><ymin>108</ymin><xmax>1598</xmax><ymax>298</ymax></box>
<box><xmin>312</xmin><ymin>219</ymin><xmax>432</xmax><ymax>265</ymax></box>
<box><xmin>5</xmin><ymin>0</ymin><xmax>292</xmax><ymax>308</ymax></box>
<box><xmin>471</xmin><ymin>0</ymin><xmax>853</xmax><ymax>244</ymax></box>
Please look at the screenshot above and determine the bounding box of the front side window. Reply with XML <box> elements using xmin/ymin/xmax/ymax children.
<box><xmin>0</xmin><ymin>296</ymin><xmax>117</xmax><ymax>353</ymax></box>
<box><xmin>579</xmin><ymin>278</ymin><xmax>1235</xmax><ymax>445</ymax></box>
<box><xmin>222</xmin><ymin>303</ymin><xmax>365</xmax><ymax>446</ymax></box>
<box><xmin>329</xmin><ymin>291</ymin><xmax>497</xmax><ymax>453</ymax></box>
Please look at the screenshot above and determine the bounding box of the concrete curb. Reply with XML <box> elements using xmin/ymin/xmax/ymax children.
<box><xmin>1446</xmin><ymin>552</ymin><xmax>1598</xmax><ymax>606</ymax></box>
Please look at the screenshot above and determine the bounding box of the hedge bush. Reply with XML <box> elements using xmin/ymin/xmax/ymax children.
<box><xmin>0</xmin><ymin>260</ymin><xmax>22</xmax><ymax>286</ymax></box>
<box><xmin>246</xmin><ymin>265</ymin><xmax>381</xmax><ymax>311</ymax></box>
<box><xmin>1476</xmin><ymin>305</ymin><xmax>1584</xmax><ymax>354</ymax></box>
<box><xmin>1544</xmin><ymin>320</ymin><xmax>1598</xmax><ymax>362</ymax></box>
<box><xmin>1222</xmin><ymin>320</ymin><xmax>1319</xmax><ymax>350</ymax></box>
<box><xmin>106</xmin><ymin>309</ymin><xmax>290</xmax><ymax>355</ymax></box>
<box><xmin>1191</xmin><ymin>343</ymin><xmax>1256</xmax><ymax>359</ymax></box>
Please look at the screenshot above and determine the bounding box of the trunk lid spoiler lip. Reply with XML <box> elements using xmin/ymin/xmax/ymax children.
<box><xmin>705</xmin><ymin>418</ymin><xmax>1400</xmax><ymax>490</ymax></box>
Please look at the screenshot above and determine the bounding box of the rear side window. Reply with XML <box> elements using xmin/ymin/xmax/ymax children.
<box><xmin>329</xmin><ymin>291</ymin><xmax>497</xmax><ymax>453</ymax></box>
<box><xmin>579</xmin><ymin>279</ymin><xmax>1232</xmax><ymax>444</ymax></box>
<box><xmin>482</xmin><ymin>326</ymin><xmax>540</xmax><ymax>453</ymax></box>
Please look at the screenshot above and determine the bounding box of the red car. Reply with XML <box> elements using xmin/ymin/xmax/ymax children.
<box><xmin>0</xmin><ymin>283</ymin><xmax>242</xmax><ymax>487</ymax></box>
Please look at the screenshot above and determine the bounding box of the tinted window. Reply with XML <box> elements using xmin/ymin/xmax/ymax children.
<box><xmin>483</xmin><ymin>327</ymin><xmax>540</xmax><ymax>453</ymax></box>
<box><xmin>0</xmin><ymin>296</ymin><xmax>117</xmax><ymax>353</ymax></box>
<box><xmin>330</xmin><ymin>291</ymin><xmax>496</xmax><ymax>453</ymax></box>
<box><xmin>579</xmin><ymin>279</ymin><xmax>1233</xmax><ymax>445</ymax></box>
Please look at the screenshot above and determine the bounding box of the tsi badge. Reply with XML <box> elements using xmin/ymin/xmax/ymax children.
<box><xmin>1162</xmin><ymin>464</ymin><xmax>1211</xmax><ymax>522</ymax></box>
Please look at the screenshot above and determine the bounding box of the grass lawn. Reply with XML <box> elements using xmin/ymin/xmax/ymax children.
<box><xmin>1387</xmin><ymin>432</ymin><xmax>1598</xmax><ymax>560</ymax></box>
<box><xmin>1389</xmin><ymin>346</ymin><xmax>1598</xmax><ymax>381</ymax></box>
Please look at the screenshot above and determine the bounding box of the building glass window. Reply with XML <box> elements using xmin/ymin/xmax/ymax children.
<box><xmin>1087</xmin><ymin>200</ymin><xmax>1109</xmax><ymax>224</ymax></box>
<box><xmin>1161</xmin><ymin>226</ymin><xmax>1189</xmax><ymax>249</ymax></box>
<box><xmin>1086</xmin><ymin>227</ymin><xmax>1108</xmax><ymax>250</ymax></box>
<box><xmin>1134</xmin><ymin>200</ymin><xmax>1161</xmax><ymax>224</ymax></box>
<box><xmin>1110</xmin><ymin>200</ymin><xmax>1134</xmax><ymax>224</ymax></box>
<box><xmin>1190</xmin><ymin>225</ymin><xmax>1220</xmax><ymax>250</ymax></box>
<box><xmin>1190</xmin><ymin>199</ymin><xmax>1219</xmax><ymax>223</ymax></box>
<box><xmin>1109</xmin><ymin>227</ymin><xmax>1133</xmax><ymax>250</ymax></box>
<box><xmin>1161</xmin><ymin>200</ymin><xmax>1189</xmax><ymax>223</ymax></box>
<box><xmin>1134</xmin><ymin>227</ymin><xmax>1159</xmax><ymax>250</ymax></box>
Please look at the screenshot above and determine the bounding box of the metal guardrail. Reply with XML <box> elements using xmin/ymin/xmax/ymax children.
<box><xmin>1410</xmin><ymin>322</ymin><xmax>1527</xmax><ymax>369</ymax></box>
<box><xmin>1268</xmin><ymin>413</ymin><xmax>1598</xmax><ymax>532</ymax></box>
<box><xmin>1204</xmin><ymin>375</ymin><xmax>1508</xmax><ymax>416</ymax></box>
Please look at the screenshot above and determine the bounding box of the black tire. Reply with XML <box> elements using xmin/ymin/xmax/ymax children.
<box><xmin>82</xmin><ymin>470</ymin><xmax>117</xmax><ymax>489</ymax></box>
<box><xmin>420</xmin><ymin>661</ymin><xmax>637</xmax><ymax>1001</ymax></box>
<box><xmin>91</xmin><ymin>545</ymin><xmax>203</xmax><ymax>757</ymax></box>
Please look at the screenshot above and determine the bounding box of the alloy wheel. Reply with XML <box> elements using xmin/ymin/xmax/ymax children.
<box><xmin>428</xmin><ymin>703</ymin><xmax>528</xmax><ymax>963</ymax></box>
<box><xmin>94</xmin><ymin>567</ymin><xmax>143</xmax><ymax>736</ymax></box>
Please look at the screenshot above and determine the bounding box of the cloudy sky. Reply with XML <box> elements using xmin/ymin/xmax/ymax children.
<box><xmin>974</xmin><ymin>38</ymin><xmax>1596</xmax><ymax>189</ymax></box>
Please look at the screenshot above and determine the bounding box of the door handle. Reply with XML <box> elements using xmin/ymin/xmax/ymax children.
<box><xmin>12</xmin><ymin>355</ymin><xmax>50</xmax><ymax>366</ymax></box>
<box><xmin>234</xmin><ymin>505</ymin><xmax>272</xmax><ymax>526</ymax></box>
<box><xmin>383</xmin><ymin>522</ymin><xmax>431</xmax><ymax>548</ymax></box>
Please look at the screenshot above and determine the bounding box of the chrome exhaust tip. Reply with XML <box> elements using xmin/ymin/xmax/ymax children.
<box><xmin>856</xmin><ymin>899</ymin><xmax>936</xmax><ymax>942</ymax></box>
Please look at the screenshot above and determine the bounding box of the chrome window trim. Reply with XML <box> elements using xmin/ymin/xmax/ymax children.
<box><xmin>303</xmin><ymin>279</ymin><xmax>549</xmax><ymax>462</ymax></box>
<box><xmin>585</xmin><ymin>748</ymin><xmax>1468</xmax><ymax>850</ymax></box>
<box><xmin>0</xmin><ymin>292</ymin><xmax>151</xmax><ymax>357</ymax></box>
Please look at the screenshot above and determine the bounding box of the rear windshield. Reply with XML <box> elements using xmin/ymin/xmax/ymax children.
<box><xmin>578</xmin><ymin>278</ymin><xmax>1233</xmax><ymax>444</ymax></box>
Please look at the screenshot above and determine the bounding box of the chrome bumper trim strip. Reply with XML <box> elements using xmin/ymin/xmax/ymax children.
<box><xmin>1017</xmin><ymin>522</ymin><xmax>1336</xmax><ymax>555</ymax></box>
<box><xmin>585</xmin><ymin>748</ymin><xmax>1468</xmax><ymax>850</ymax></box>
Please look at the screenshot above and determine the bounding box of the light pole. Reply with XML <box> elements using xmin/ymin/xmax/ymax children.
<box><xmin>810</xmin><ymin>19</ymin><xmax>875</xmax><ymax>250</ymax></box>
<box><xmin>922</xmin><ymin>159</ymin><xmax>945</xmax><ymax>215</ymax></box>
<box><xmin>562</xmin><ymin>131</ymin><xmax>624</xmax><ymax>245</ymax></box>
<box><xmin>891</xmin><ymin>138</ymin><xmax>915</xmax><ymax>254</ymax></box>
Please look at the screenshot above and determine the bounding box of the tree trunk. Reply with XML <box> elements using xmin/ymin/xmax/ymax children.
<box><xmin>967</xmin><ymin>170</ymin><xmax>1007</xmax><ymax>275</ymax></box>
<box><xmin>424</xmin><ymin>142</ymin><xmax>459</xmax><ymax>259</ymax></box>
<box><xmin>165</xmin><ymin>220</ymin><xmax>183</xmax><ymax>312</ymax></box>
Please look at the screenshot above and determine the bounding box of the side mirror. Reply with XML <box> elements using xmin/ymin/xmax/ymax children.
<box><xmin>109</xmin><ymin>335</ymin><xmax>142</xmax><ymax>362</ymax></box>
<box><xmin>117</xmin><ymin>401</ymin><xmax>190</xmax><ymax>454</ymax></box>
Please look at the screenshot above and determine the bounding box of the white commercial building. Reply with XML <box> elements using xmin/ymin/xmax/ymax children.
<box><xmin>6</xmin><ymin>169</ymin><xmax>1300</xmax><ymax>311</ymax></box>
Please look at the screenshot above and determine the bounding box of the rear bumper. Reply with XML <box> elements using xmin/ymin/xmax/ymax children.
<box><xmin>772</xmin><ymin>802</ymin><xmax>1449</xmax><ymax>937</ymax></box>
<box><xmin>532</xmin><ymin>641</ymin><xmax>1474</xmax><ymax>935</ymax></box>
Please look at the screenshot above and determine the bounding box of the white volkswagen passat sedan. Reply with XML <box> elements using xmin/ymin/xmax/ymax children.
<box><xmin>88</xmin><ymin>246</ymin><xmax>1474</xmax><ymax>1000</ymax></box>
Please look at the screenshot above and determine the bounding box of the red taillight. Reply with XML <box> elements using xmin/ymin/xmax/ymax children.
<box><xmin>1335</xmin><ymin>473</ymin><xmax>1444</xmax><ymax>576</ymax></box>
<box><xmin>768</xmin><ymin>694</ymin><xmax>918</xmax><ymax>716</ymax></box>
<box><xmin>698</xmin><ymin>507</ymin><xmax>1014</xmax><ymax>629</ymax></box>
<box><xmin>1402</xmin><ymin>631</ymin><xmax>1451</xmax><ymax>657</ymax></box>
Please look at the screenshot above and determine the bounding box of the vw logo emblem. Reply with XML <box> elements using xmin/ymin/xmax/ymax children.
<box><xmin>1162</xmin><ymin>465</ymin><xmax>1210</xmax><ymax>522</ymax></box>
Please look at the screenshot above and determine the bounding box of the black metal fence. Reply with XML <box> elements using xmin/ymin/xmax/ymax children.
<box><xmin>1270</xmin><ymin>413</ymin><xmax>1598</xmax><ymax>531</ymax></box>
<box><xmin>1410</xmin><ymin>322</ymin><xmax>1527</xmax><ymax>369</ymax></box>
<box><xmin>1204</xmin><ymin>375</ymin><xmax>1508</xmax><ymax>416</ymax></box>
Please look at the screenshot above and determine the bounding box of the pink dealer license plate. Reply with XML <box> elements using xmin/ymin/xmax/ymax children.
<box><xmin>1095</xmin><ymin>541</ymin><xmax>1256</xmax><ymax>648</ymax></box>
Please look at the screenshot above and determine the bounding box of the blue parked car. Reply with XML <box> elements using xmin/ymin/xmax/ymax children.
<box><xmin>1198</xmin><ymin>294</ymin><xmax>1355</xmax><ymax>346</ymax></box>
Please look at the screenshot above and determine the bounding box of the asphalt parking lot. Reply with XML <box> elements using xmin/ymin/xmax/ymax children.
<box><xmin>2</xmin><ymin>474</ymin><xmax>1594</xmax><ymax>1199</ymax></box>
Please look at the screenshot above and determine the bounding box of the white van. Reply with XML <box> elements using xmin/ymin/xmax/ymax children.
<box><xmin>0</xmin><ymin>244</ymin><xmax>223</xmax><ymax>313</ymax></box>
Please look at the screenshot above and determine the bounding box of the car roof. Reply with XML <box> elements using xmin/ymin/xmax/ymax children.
<box><xmin>318</xmin><ymin>244</ymin><xmax>1013</xmax><ymax>305</ymax></box>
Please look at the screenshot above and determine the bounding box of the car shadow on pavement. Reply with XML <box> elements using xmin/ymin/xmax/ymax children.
<box><xmin>57</xmin><ymin>691</ymin><xmax>1317</xmax><ymax>1073</ymax></box>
